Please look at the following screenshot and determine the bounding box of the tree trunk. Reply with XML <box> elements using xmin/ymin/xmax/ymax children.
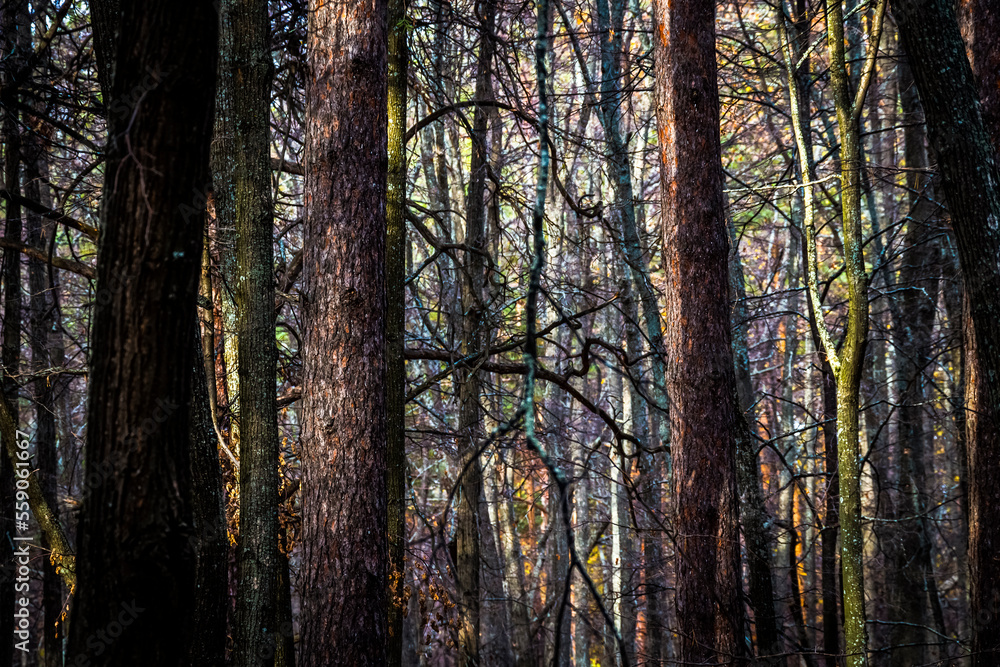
<box><xmin>214</xmin><ymin>0</ymin><xmax>281</xmax><ymax>664</ymax></box>
<box><xmin>885</xmin><ymin>57</ymin><xmax>942</xmax><ymax>667</ymax></box>
<box><xmin>0</xmin><ymin>3</ymin><xmax>27</xmax><ymax>660</ymax></box>
<box><xmin>892</xmin><ymin>2</ymin><xmax>1000</xmax><ymax>663</ymax></box>
<box><xmin>65</xmin><ymin>0</ymin><xmax>219</xmax><ymax>663</ymax></box>
<box><xmin>495</xmin><ymin>457</ymin><xmax>534</xmax><ymax>666</ymax></box>
<box><xmin>386</xmin><ymin>0</ymin><xmax>408</xmax><ymax>659</ymax></box>
<box><xmin>653</xmin><ymin>0</ymin><xmax>745</xmax><ymax>661</ymax></box>
<box><xmin>188</xmin><ymin>327</ymin><xmax>229</xmax><ymax>667</ymax></box>
<box><xmin>454</xmin><ymin>0</ymin><xmax>497</xmax><ymax>658</ymax></box>
<box><xmin>729</xmin><ymin>220</ymin><xmax>780</xmax><ymax>663</ymax></box>
<box><xmin>778</xmin><ymin>9</ymin><xmax>842</xmax><ymax>660</ymax></box>
<box><xmin>299</xmin><ymin>0</ymin><xmax>389</xmax><ymax>662</ymax></box>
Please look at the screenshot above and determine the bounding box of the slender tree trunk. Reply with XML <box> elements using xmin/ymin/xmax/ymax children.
<box><xmin>454</xmin><ymin>0</ymin><xmax>497</xmax><ymax>658</ymax></box>
<box><xmin>653</xmin><ymin>0</ymin><xmax>745</xmax><ymax>661</ymax></box>
<box><xmin>300</xmin><ymin>0</ymin><xmax>389</xmax><ymax>662</ymax></box>
<box><xmin>885</xmin><ymin>57</ymin><xmax>942</xmax><ymax>667</ymax></box>
<box><xmin>495</xmin><ymin>457</ymin><xmax>533</xmax><ymax>666</ymax></box>
<box><xmin>778</xmin><ymin>9</ymin><xmax>843</xmax><ymax>661</ymax></box>
<box><xmin>211</xmin><ymin>3</ymin><xmax>242</xmax><ymax>466</ymax></box>
<box><xmin>810</xmin><ymin>3</ymin><xmax>884</xmax><ymax>663</ymax></box>
<box><xmin>65</xmin><ymin>0</ymin><xmax>219</xmax><ymax>663</ymax></box>
<box><xmin>213</xmin><ymin>0</ymin><xmax>280</xmax><ymax>664</ymax></box>
<box><xmin>386</xmin><ymin>0</ymin><xmax>408</xmax><ymax>659</ymax></box>
<box><xmin>729</xmin><ymin>220</ymin><xmax>780</xmax><ymax>663</ymax></box>
<box><xmin>892</xmin><ymin>2</ymin><xmax>1000</xmax><ymax>663</ymax></box>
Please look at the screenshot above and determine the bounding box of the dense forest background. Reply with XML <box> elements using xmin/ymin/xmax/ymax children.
<box><xmin>0</xmin><ymin>0</ymin><xmax>999</xmax><ymax>665</ymax></box>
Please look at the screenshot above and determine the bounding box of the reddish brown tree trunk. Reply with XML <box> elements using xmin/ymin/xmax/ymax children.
<box><xmin>653</xmin><ymin>0</ymin><xmax>745</xmax><ymax>662</ymax></box>
<box><xmin>299</xmin><ymin>0</ymin><xmax>389</xmax><ymax>664</ymax></box>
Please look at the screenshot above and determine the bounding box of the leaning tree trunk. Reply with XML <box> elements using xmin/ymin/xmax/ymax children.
<box><xmin>65</xmin><ymin>0</ymin><xmax>219</xmax><ymax>664</ymax></box>
<box><xmin>652</xmin><ymin>0</ymin><xmax>745</xmax><ymax>662</ymax></box>
<box><xmin>892</xmin><ymin>2</ymin><xmax>1000</xmax><ymax>664</ymax></box>
<box><xmin>214</xmin><ymin>0</ymin><xmax>281</xmax><ymax>664</ymax></box>
<box><xmin>299</xmin><ymin>0</ymin><xmax>389</xmax><ymax>663</ymax></box>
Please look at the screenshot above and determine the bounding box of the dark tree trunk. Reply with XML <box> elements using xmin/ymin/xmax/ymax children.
<box><xmin>188</xmin><ymin>327</ymin><xmax>228</xmax><ymax>667</ymax></box>
<box><xmin>0</xmin><ymin>2</ymin><xmax>28</xmax><ymax>664</ymax></box>
<box><xmin>818</xmin><ymin>365</ymin><xmax>839</xmax><ymax>667</ymax></box>
<box><xmin>653</xmin><ymin>0</ymin><xmax>745</xmax><ymax>662</ymax></box>
<box><xmin>86</xmin><ymin>0</ymin><xmax>119</xmax><ymax>109</ymax></box>
<box><xmin>299</xmin><ymin>0</ymin><xmax>389</xmax><ymax>663</ymax></box>
<box><xmin>213</xmin><ymin>0</ymin><xmax>281</xmax><ymax>664</ymax></box>
<box><xmin>65</xmin><ymin>0</ymin><xmax>219</xmax><ymax>664</ymax></box>
<box><xmin>892</xmin><ymin>2</ymin><xmax>1000</xmax><ymax>664</ymax></box>
<box><xmin>885</xmin><ymin>58</ymin><xmax>943</xmax><ymax>666</ymax></box>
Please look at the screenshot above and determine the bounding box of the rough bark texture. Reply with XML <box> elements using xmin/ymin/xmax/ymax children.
<box><xmin>957</xmin><ymin>3</ymin><xmax>1000</xmax><ymax>664</ymax></box>
<box><xmin>386</xmin><ymin>0</ymin><xmax>408</xmax><ymax>659</ymax></box>
<box><xmin>65</xmin><ymin>0</ymin><xmax>219</xmax><ymax>664</ymax></box>
<box><xmin>86</xmin><ymin>0</ymin><xmax>119</xmax><ymax>108</ymax></box>
<box><xmin>653</xmin><ymin>0</ymin><xmax>745</xmax><ymax>661</ymax></box>
<box><xmin>892</xmin><ymin>2</ymin><xmax>1000</xmax><ymax>664</ymax></box>
<box><xmin>214</xmin><ymin>0</ymin><xmax>281</xmax><ymax>664</ymax></box>
<box><xmin>958</xmin><ymin>0</ymin><xmax>999</xmax><ymax>150</ymax></box>
<box><xmin>300</xmin><ymin>0</ymin><xmax>389</xmax><ymax>663</ymax></box>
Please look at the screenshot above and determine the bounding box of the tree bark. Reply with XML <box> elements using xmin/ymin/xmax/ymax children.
<box><xmin>892</xmin><ymin>2</ymin><xmax>1000</xmax><ymax>663</ymax></box>
<box><xmin>653</xmin><ymin>0</ymin><xmax>745</xmax><ymax>661</ymax></box>
<box><xmin>386</xmin><ymin>0</ymin><xmax>408</xmax><ymax>660</ymax></box>
<box><xmin>299</xmin><ymin>0</ymin><xmax>389</xmax><ymax>663</ymax></box>
<box><xmin>213</xmin><ymin>0</ymin><xmax>281</xmax><ymax>664</ymax></box>
<box><xmin>65</xmin><ymin>0</ymin><xmax>219</xmax><ymax>664</ymax></box>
